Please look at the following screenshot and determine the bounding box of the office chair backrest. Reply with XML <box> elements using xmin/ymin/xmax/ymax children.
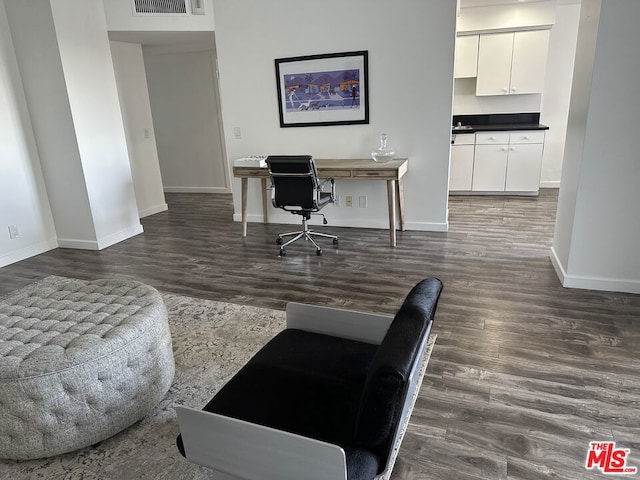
<box><xmin>266</xmin><ymin>155</ymin><xmax>319</xmax><ymax>210</ymax></box>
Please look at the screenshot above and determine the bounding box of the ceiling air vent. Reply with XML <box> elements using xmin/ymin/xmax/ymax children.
<box><xmin>133</xmin><ymin>0</ymin><xmax>187</xmax><ymax>14</ymax></box>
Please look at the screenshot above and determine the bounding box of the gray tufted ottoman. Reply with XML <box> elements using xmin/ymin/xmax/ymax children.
<box><xmin>0</xmin><ymin>278</ymin><xmax>175</xmax><ymax>460</ymax></box>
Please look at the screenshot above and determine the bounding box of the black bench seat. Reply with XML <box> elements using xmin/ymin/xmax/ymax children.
<box><xmin>176</xmin><ymin>278</ymin><xmax>443</xmax><ymax>480</ymax></box>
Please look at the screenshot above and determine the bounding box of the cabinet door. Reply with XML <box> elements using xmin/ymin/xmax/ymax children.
<box><xmin>505</xmin><ymin>143</ymin><xmax>544</xmax><ymax>192</ymax></box>
<box><xmin>510</xmin><ymin>30</ymin><xmax>550</xmax><ymax>94</ymax></box>
<box><xmin>450</xmin><ymin>145</ymin><xmax>475</xmax><ymax>191</ymax></box>
<box><xmin>454</xmin><ymin>35</ymin><xmax>479</xmax><ymax>79</ymax></box>
<box><xmin>472</xmin><ymin>144</ymin><xmax>508</xmax><ymax>191</ymax></box>
<box><xmin>476</xmin><ymin>33</ymin><xmax>513</xmax><ymax>96</ymax></box>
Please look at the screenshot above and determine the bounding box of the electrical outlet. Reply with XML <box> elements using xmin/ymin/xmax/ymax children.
<box><xmin>345</xmin><ymin>195</ymin><xmax>353</xmax><ymax>207</ymax></box>
<box><xmin>233</xmin><ymin>127</ymin><xmax>242</xmax><ymax>139</ymax></box>
<box><xmin>8</xmin><ymin>224</ymin><xmax>20</xmax><ymax>239</ymax></box>
<box><xmin>359</xmin><ymin>196</ymin><xmax>367</xmax><ymax>208</ymax></box>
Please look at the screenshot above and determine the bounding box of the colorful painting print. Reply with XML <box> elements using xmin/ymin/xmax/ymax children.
<box><xmin>284</xmin><ymin>69</ymin><xmax>361</xmax><ymax>112</ymax></box>
<box><xmin>275</xmin><ymin>51</ymin><xmax>368</xmax><ymax>127</ymax></box>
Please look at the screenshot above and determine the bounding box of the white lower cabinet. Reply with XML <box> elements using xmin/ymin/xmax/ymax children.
<box><xmin>450</xmin><ymin>130</ymin><xmax>545</xmax><ymax>195</ymax></box>
<box><xmin>450</xmin><ymin>145</ymin><xmax>474</xmax><ymax>191</ymax></box>
<box><xmin>505</xmin><ymin>143</ymin><xmax>544</xmax><ymax>191</ymax></box>
<box><xmin>450</xmin><ymin>134</ymin><xmax>475</xmax><ymax>191</ymax></box>
<box><xmin>472</xmin><ymin>145</ymin><xmax>508</xmax><ymax>191</ymax></box>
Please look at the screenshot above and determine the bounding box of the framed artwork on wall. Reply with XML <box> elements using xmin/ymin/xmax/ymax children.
<box><xmin>275</xmin><ymin>50</ymin><xmax>369</xmax><ymax>128</ymax></box>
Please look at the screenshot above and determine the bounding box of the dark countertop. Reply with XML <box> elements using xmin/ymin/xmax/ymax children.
<box><xmin>452</xmin><ymin>123</ymin><xmax>549</xmax><ymax>134</ymax></box>
<box><xmin>451</xmin><ymin>113</ymin><xmax>549</xmax><ymax>134</ymax></box>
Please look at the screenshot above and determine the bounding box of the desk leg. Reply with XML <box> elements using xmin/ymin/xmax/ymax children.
<box><xmin>261</xmin><ymin>178</ymin><xmax>269</xmax><ymax>224</ymax></box>
<box><xmin>387</xmin><ymin>179</ymin><xmax>397</xmax><ymax>247</ymax></box>
<box><xmin>397</xmin><ymin>177</ymin><xmax>405</xmax><ymax>231</ymax></box>
<box><xmin>241</xmin><ymin>177</ymin><xmax>248</xmax><ymax>237</ymax></box>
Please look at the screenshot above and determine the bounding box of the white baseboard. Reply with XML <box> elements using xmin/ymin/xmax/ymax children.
<box><xmin>164</xmin><ymin>186</ymin><xmax>230</xmax><ymax>194</ymax></box>
<box><xmin>550</xmin><ymin>247</ymin><xmax>640</xmax><ymax>294</ymax></box>
<box><xmin>404</xmin><ymin>221</ymin><xmax>449</xmax><ymax>232</ymax></box>
<box><xmin>562</xmin><ymin>275</ymin><xmax>640</xmax><ymax>295</ymax></box>
<box><xmin>232</xmin><ymin>213</ymin><xmax>448</xmax><ymax>232</ymax></box>
<box><xmin>539</xmin><ymin>181</ymin><xmax>561</xmax><ymax>188</ymax></box>
<box><xmin>233</xmin><ymin>213</ymin><xmax>391</xmax><ymax>229</ymax></box>
<box><xmin>549</xmin><ymin>246</ymin><xmax>567</xmax><ymax>284</ymax></box>
<box><xmin>139</xmin><ymin>203</ymin><xmax>168</xmax><ymax>218</ymax></box>
<box><xmin>450</xmin><ymin>190</ymin><xmax>538</xmax><ymax>196</ymax></box>
<box><xmin>96</xmin><ymin>224</ymin><xmax>144</xmax><ymax>250</ymax></box>
<box><xmin>0</xmin><ymin>238</ymin><xmax>58</xmax><ymax>268</ymax></box>
<box><xmin>57</xmin><ymin>238</ymin><xmax>99</xmax><ymax>250</ymax></box>
<box><xmin>58</xmin><ymin>224</ymin><xmax>144</xmax><ymax>251</ymax></box>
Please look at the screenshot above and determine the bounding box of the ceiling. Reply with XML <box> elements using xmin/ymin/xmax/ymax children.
<box><xmin>461</xmin><ymin>0</ymin><xmax>548</xmax><ymax>7</ymax></box>
<box><xmin>460</xmin><ymin>0</ymin><xmax>579</xmax><ymax>6</ymax></box>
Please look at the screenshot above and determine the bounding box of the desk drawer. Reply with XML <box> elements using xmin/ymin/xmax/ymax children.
<box><xmin>352</xmin><ymin>170</ymin><xmax>396</xmax><ymax>179</ymax></box>
<box><xmin>319</xmin><ymin>169</ymin><xmax>352</xmax><ymax>178</ymax></box>
<box><xmin>233</xmin><ymin>168</ymin><xmax>268</xmax><ymax>177</ymax></box>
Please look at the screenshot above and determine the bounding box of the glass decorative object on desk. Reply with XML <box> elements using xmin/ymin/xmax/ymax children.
<box><xmin>371</xmin><ymin>133</ymin><xmax>395</xmax><ymax>163</ymax></box>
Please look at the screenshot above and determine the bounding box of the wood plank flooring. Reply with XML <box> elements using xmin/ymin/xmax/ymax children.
<box><xmin>1</xmin><ymin>189</ymin><xmax>639</xmax><ymax>479</ymax></box>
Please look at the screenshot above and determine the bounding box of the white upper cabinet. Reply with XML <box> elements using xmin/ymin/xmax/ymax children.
<box><xmin>510</xmin><ymin>30</ymin><xmax>550</xmax><ymax>95</ymax></box>
<box><xmin>454</xmin><ymin>35</ymin><xmax>479</xmax><ymax>79</ymax></box>
<box><xmin>476</xmin><ymin>30</ymin><xmax>550</xmax><ymax>96</ymax></box>
<box><xmin>476</xmin><ymin>33</ymin><xmax>513</xmax><ymax>95</ymax></box>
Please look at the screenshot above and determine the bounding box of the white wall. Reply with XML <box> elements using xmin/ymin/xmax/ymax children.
<box><xmin>144</xmin><ymin>47</ymin><xmax>229</xmax><ymax>193</ymax></box>
<box><xmin>457</xmin><ymin>1</ymin><xmax>557</xmax><ymax>34</ymax></box>
<box><xmin>103</xmin><ymin>0</ymin><xmax>214</xmax><ymax>31</ymax></box>
<box><xmin>453</xmin><ymin>78</ymin><xmax>541</xmax><ymax>115</ymax></box>
<box><xmin>0</xmin><ymin>0</ymin><xmax>57</xmax><ymax>267</ymax></box>
<box><xmin>551</xmin><ymin>0</ymin><xmax>640</xmax><ymax>294</ymax></box>
<box><xmin>50</xmin><ymin>0</ymin><xmax>142</xmax><ymax>247</ymax></box>
<box><xmin>110</xmin><ymin>41</ymin><xmax>168</xmax><ymax>217</ymax></box>
<box><xmin>552</xmin><ymin>0</ymin><xmax>600</xmax><ymax>274</ymax></box>
<box><xmin>6</xmin><ymin>0</ymin><xmax>143</xmax><ymax>251</ymax></box>
<box><xmin>5</xmin><ymin>0</ymin><xmax>97</xmax><ymax>244</ymax></box>
<box><xmin>213</xmin><ymin>0</ymin><xmax>456</xmax><ymax>231</ymax></box>
<box><xmin>539</xmin><ymin>1</ymin><xmax>581</xmax><ymax>187</ymax></box>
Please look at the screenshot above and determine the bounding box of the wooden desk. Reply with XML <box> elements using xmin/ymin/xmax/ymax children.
<box><xmin>232</xmin><ymin>158</ymin><xmax>408</xmax><ymax>247</ymax></box>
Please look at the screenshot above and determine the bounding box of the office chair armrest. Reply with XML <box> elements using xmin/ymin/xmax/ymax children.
<box><xmin>318</xmin><ymin>178</ymin><xmax>336</xmax><ymax>202</ymax></box>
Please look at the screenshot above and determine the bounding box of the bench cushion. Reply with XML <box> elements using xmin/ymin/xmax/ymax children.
<box><xmin>206</xmin><ymin>328</ymin><xmax>378</xmax><ymax>447</ymax></box>
<box><xmin>354</xmin><ymin>277</ymin><xmax>442</xmax><ymax>471</ymax></box>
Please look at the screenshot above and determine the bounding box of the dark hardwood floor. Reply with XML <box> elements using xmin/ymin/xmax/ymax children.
<box><xmin>1</xmin><ymin>190</ymin><xmax>638</xmax><ymax>479</ymax></box>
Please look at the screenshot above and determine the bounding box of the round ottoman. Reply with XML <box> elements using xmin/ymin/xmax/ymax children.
<box><xmin>0</xmin><ymin>278</ymin><xmax>175</xmax><ymax>460</ymax></box>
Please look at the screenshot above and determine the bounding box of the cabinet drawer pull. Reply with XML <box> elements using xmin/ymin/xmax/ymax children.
<box><xmin>500</xmin><ymin>147</ymin><xmax>507</xmax><ymax>151</ymax></box>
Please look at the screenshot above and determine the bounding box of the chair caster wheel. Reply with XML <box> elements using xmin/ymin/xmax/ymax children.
<box><xmin>333</xmin><ymin>238</ymin><xmax>339</xmax><ymax>245</ymax></box>
<box><xmin>279</xmin><ymin>248</ymin><xmax>286</xmax><ymax>256</ymax></box>
<box><xmin>276</xmin><ymin>237</ymin><xmax>283</xmax><ymax>245</ymax></box>
<box><xmin>316</xmin><ymin>249</ymin><xmax>323</xmax><ymax>256</ymax></box>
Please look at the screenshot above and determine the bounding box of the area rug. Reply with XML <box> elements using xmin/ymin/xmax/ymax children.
<box><xmin>0</xmin><ymin>276</ymin><xmax>436</xmax><ymax>480</ymax></box>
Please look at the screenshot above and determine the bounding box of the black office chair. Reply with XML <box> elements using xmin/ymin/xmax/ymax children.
<box><xmin>266</xmin><ymin>155</ymin><xmax>338</xmax><ymax>256</ymax></box>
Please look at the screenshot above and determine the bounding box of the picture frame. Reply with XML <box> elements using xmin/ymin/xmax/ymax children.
<box><xmin>275</xmin><ymin>50</ymin><xmax>369</xmax><ymax>128</ymax></box>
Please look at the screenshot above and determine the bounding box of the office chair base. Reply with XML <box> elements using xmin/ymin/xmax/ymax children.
<box><xmin>276</xmin><ymin>229</ymin><xmax>338</xmax><ymax>256</ymax></box>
